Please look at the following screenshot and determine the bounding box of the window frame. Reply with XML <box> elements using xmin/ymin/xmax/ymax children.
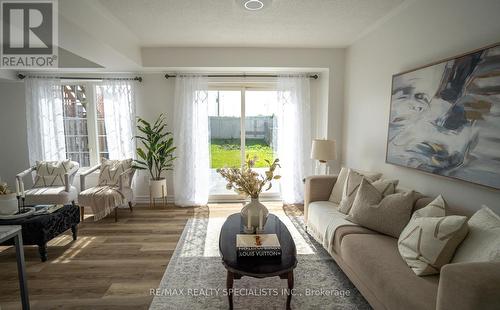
<box><xmin>207</xmin><ymin>82</ymin><xmax>281</xmax><ymax>201</ymax></box>
<box><xmin>61</xmin><ymin>83</ymin><xmax>106</xmax><ymax>168</ymax></box>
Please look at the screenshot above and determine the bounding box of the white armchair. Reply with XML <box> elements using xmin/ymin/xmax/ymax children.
<box><xmin>16</xmin><ymin>161</ymin><xmax>80</xmax><ymax>206</ymax></box>
<box><xmin>78</xmin><ymin>160</ymin><xmax>136</xmax><ymax>222</ymax></box>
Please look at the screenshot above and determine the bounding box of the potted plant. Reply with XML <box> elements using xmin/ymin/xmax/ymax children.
<box><xmin>217</xmin><ymin>157</ymin><xmax>280</xmax><ymax>233</ymax></box>
<box><xmin>0</xmin><ymin>182</ymin><xmax>18</xmax><ymax>215</ymax></box>
<box><xmin>134</xmin><ymin>114</ymin><xmax>176</xmax><ymax>201</ymax></box>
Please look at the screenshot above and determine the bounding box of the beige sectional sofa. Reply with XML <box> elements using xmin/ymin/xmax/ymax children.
<box><xmin>304</xmin><ymin>175</ymin><xmax>500</xmax><ymax>310</ymax></box>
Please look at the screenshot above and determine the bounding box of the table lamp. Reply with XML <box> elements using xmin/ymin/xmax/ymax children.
<box><xmin>311</xmin><ymin>139</ymin><xmax>336</xmax><ymax>174</ymax></box>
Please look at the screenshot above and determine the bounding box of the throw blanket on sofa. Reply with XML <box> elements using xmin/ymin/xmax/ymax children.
<box><xmin>79</xmin><ymin>186</ymin><xmax>124</xmax><ymax>221</ymax></box>
<box><xmin>306</xmin><ymin>202</ymin><xmax>358</xmax><ymax>255</ymax></box>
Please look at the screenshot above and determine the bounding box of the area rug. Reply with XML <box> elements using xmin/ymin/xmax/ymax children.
<box><xmin>149</xmin><ymin>203</ymin><xmax>371</xmax><ymax>310</ymax></box>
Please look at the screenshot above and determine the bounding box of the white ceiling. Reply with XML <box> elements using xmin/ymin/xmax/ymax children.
<box><xmin>98</xmin><ymin>0</ymin><xmax>406</xmax><ymax>48</ymax></box>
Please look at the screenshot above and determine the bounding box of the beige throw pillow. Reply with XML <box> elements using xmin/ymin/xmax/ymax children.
<box><xmin>371</xmin><ymin>178</ymin><xmax>399</xmax><ymax>196</ymax></box>
<box><xmin>398</xmin><ymin>196</ymin><xmax>469</xmax><ymax>276</ymax></box>
<box><xmin>339</xmin><ymin>171</ymin><xmax>399</xmax><ymax>214</ymax></box>
<box><xmin>346</xmin><ymin>178</ymin><xmax>419</xmax><ymax>237</ymax></box>
<box><xmin>328</xmin><ymin>167</ymin><xmax>349</xmax><ymax>204</ymax></box>
<box><xmin>338</xmin><ymin>169</ymin><xmax>364</xmax><ymax>213</ymax></box>
<box><xmin>33</xmin><ymin>160</ymin><xmax>73</xmax><ymax>187</ymax></box>
<box><xmin>452</xmin><ymin>206</ymin><xmax>500</xmax><ymax>263</ymax></box>
<box><xmin>98</xmin><ymin>158</ymin><xmax>132</xmax><ymax>187</ymax></box>
<box><xmin>329</xmin><ymin>168</ymin><xmax>382</xmax><ymax>204</ymax></box>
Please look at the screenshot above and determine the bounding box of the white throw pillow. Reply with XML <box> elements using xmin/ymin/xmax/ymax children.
<box><xmin>98</xmin><ymin>158</ymin><xmax>132</xmax><ymax>187</ymax></box>
<box><xmin>398</xmin><ymin>196</ymin><xmax>469</xmax><ymax>276</ymax></box>
<box><xmin>451</xmin><ymin>206</ymin><xmax>500</xmax><ymax>263</ymax></box>
<box><xmin>328</xmin><ymin>167</ymin><xmax>382</xmax><ymax>204</ymax></box>
<box><xmin>33</xmin><ymin>160</ymin><xmax>72</xmax><ymax>187</ymax></box>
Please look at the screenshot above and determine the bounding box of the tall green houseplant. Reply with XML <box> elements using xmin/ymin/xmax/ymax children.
<box><xmin>134</xmin><ymin>114</ymin><xmax>176</xmax><ymax>202</ymax></box>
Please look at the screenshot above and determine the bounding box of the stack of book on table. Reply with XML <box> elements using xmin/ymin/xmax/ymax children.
<box><xmin>236</xmin><ymin>234</ymin><xmax>281</xmax><ymax>259</ymax></box>
<box><xmin>33</xmin><ymin>204</ymin><xmax>64</xmax><ymax>215</ymax></box>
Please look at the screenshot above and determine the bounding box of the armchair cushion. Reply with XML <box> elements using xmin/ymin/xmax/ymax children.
<box><xmin>24</xmin><ymin>186</ymin><xmax>78</xmax><ymax>205</ymax></box>
<box><xmin>98</xmin><ymin>158</ymin><xmax>133</xmax><ymax>187</ymax></box>
<box><xmin>33</xmin><ymin>160</ymin><xmax>74</xmax><ymax>187</ymax></box>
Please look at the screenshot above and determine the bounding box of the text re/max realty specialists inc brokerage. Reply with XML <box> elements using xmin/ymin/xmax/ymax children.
<box><xmin>150</xmin><ymin>287</ymin><xmax>351</xmax><ymax>298</ymax></box>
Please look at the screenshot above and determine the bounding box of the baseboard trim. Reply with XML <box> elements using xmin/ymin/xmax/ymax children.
<box><xmin>135</xmin><ymin>195</ymin><xmax>175</xmax><ymax>204</ymax></box>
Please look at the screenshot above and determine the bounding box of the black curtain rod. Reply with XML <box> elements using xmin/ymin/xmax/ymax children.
<box><xmin>17</xmin><ymin>74</ymin><xmax>142</xmax><ymax>82</ymax></box>
<box><xmin>164</xmin><ymin>74</ymin><xmax>318</xmax><ymax>79</ymax></box>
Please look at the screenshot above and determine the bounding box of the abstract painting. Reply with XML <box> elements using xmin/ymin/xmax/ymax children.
<box><xmin>387</xmin><ymin>43</ymin><xmax>500</xmax><ymax>189</ymax></box>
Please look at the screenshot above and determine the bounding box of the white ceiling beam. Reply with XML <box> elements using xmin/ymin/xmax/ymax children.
<box><xmin>58</xmin><ymin>0</ymin><xmax>142</xmax><ymax>70</ymax></box>
<box><xmin>0</xmin><ymin>70</ymin><xmax>17</xmax><ymax>81</ymax></box>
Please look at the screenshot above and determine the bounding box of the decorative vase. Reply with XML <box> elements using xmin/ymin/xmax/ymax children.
<box><xmin>149</xmin><ymin>178</ymin><xmax>167</xmax><ymax>198</ymax></box>
<box><xmin>241</xmin><ymin>197</ymin><xmax>269</xmax><ymax>233</ymax></box>
<box><xmin>0</xmin><ymin>193</ymin><xmax>18</xmax><ymax>215</ymax></box>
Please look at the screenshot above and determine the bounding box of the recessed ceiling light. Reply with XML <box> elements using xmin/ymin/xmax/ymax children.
<box><xmin>244</xmin><ymin>0</ymin><xmax>264</xmax><ymax>11</ymax></box>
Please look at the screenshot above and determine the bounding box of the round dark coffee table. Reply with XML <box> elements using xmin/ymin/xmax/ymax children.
<box><xmin>219</xmin><ymin>213</ymin><xmax>297</xmax><ymax>309</ymax></box>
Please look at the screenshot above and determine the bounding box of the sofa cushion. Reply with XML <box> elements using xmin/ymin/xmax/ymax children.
<box><xmin>371</xmin><ymin>178</ymin><xmax>399</xmax><ymax>196</ymax></box>
<box><xmin>341</xmin><ymin>233</ymin><xmax>439</xmax><ymax>310</ymax></box>
<box><xmin>338</xmin><ymin>169</ymin><xmax>364</xmax><ymax>214</ymax></box>
<box><xmin>307</xmin><ymin>201</ymin><xmax>363</xmax><ymax>254</ymax></box>
<box><xmin>398</xmin><ymin>196</ymin><xmax>469</xmax><ymax>275</ymax></box>
<box><xmin>328</xmin><ymin>167</ymin><xmax>349</xmax><ymax>204</ymax></box>
<box><xmin>306</xmin><ymin>201</ymin><xmax>342</xmax><ymax>243</ymax></box>
<box><xmin>331</xmin><ymin>168</ymin><xmax>382</xmax><ymax>207</ymax></box>
<box><xmin>332</xmin><ymin>225</ymin><xmax>379</xmax><ymax>254</ymax></box>
<box><xmin>347</xmin><ymin>178</ymin><xmax>420</xmax><ymax>238</ymax></box>
<box><xmin>452</xmin><ymin>206</ymin><xmax>500</xmax><ymax>264</ymax></box>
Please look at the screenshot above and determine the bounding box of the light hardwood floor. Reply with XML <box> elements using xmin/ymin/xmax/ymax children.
<box><xmin>0</xmin><ymin>202</ymin><xmax>299</xmax><ymax>309</ymax></box>
<box><xmin>0</xmin><ymin>205</ymin><xmax>196</xmax><ymax>310</ymax></box>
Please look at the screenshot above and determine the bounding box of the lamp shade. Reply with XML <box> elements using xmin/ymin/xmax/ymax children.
<box><xmin>311</xmin><ymin>139</ymin><xmax>336</xmax><ymax>162</ymax></box>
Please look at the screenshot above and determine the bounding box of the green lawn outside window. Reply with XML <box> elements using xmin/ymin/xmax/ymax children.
<box><xmin>210</xmin><ymin>138</ymin><xmax>274</xmax><ymax>168</ymax></box>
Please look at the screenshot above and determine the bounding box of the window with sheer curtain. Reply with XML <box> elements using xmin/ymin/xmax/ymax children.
<box><xmin>61</xmin><ymin>84</ymin><xmax>109</xmax><ymax>167</ymax></box>
<box><xmin>26</xmin><ymin>78</ymin><xmax>136</xmax><ymax>168</ymax></box>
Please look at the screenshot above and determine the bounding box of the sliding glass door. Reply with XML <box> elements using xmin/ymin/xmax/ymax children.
<box><xmin>244</xmin><ymin>90</ymin><xmax>280</xmax><ymax>196</ymax></box>
<box><xmin>208</xmin><ymin>87</ymin><xmax>280</xmax><ymax>199</ymax></box>
<box><xmin>208</xmin><ymin>90</ymin><xmax>242</xmax><ymax>196</ymax></box>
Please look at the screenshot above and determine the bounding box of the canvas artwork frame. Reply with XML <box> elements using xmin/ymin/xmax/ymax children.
<box><xmin>386</xmin><ymin>42</ymin><xmax>500</xmax><ymax>190</ymax></box>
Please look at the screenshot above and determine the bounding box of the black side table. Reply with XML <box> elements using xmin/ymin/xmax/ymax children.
<box><xmin>0</xmin><ymin>205</ymin><xmax>80</xmax><ymax>261</ymax></box>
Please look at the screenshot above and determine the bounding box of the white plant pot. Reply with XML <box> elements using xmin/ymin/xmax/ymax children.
<box><xmin>0</xmin><ymin>193</ymin><xmax>19</xmax><ymax>215</ymax></box>
<box><xmin>149</xmin><ymin>178</ymin><xmax>167</xmax><ymax>198</ymax></box>
<box><xmin>241</xmin><ymin>198</ymin><xmax>269</xmax><ymax>233</ymax></box>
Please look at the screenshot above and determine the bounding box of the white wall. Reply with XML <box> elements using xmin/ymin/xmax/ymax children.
<box><xmin>0</xmin><ymin>81</ymin><xmax>29</xmax><ymax>188</ymax></box>
<box><xmin>343</xmin><ymin>0</ymin><xmax>500</xmax><ymax>213</ymax></box>
<box><xmin>134</xmin><ymin>74</ymin><xmax>175</xmax><ymax>200</ymax></box>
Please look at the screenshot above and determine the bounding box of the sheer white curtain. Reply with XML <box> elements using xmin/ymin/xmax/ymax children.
<box><xmin>25</xmin><ymin>78</ymin><xmax>66</xmax><ymax>166</ymax></box>
<box><xmin>95</xmin><ymin>80</ymin><xmax>136</xmax><ymax>160</ymax></box>
<box><xmin>173</xmin><ymin>75</ymin><xmax>210</xmax><ymax>206</ymax></box>
<box><xmin>277</xmin><ymin>75</ymin><xmax>313</xmax><ymax>204</ymax></box>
